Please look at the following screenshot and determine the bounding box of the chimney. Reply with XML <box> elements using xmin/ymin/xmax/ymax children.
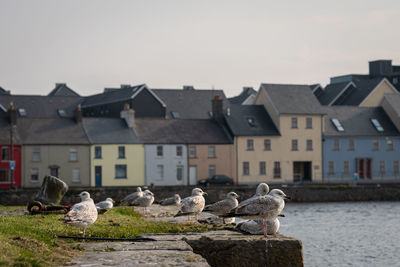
<box><xmin>8</xmin><ymin>102</ymin><xmax>17</xmax><ymax>125</ymax></box>
<box><xmin>74</xmin><ymin>105</ymin><xmax>82</xmax><ymax>123</ymax></box>
<box><xmin>121</xmin><ymin>84</ymin><xmax>131</xmax><ymax>89</ymax></box>
<box><xmin>183</xmin><ymin>85</ymin><xmax>195</xmax><ymax>90</ymax></box>
<box><xmin>212</xmin><ymin>95</ymin><xmax>223</xmax><ymax>122</ymax></box>
<box><xmin>120</xmin><ymin>103</ymin><xmax>135</xmax><ymax>128</ymax></box>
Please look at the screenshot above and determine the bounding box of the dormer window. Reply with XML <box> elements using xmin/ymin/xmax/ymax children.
<box><xmin>331</xmin><ymin>118</ymin><xmax>344</xmax><ymax>132</ymax></box>
<box><xmin>247</xmin><ymin>117</ymin><xmax>256</xmax><ymax>127</ymax></box>
<box><xmin>18</xmin><ymin>108</ymin><xmax>27</xmax><ymax>116</ymax></box>
<box><xmin>58</xmin><ymin>109</ymin><xmax>67</xmax><ymax>117</ymax></box>
<box><xmin>171</xmin><ymin>111</ymin><xmax>180</xmax><ymax>118</ymax></box>
<box><xmin>371</xmin><ymin>119</ymin><xmax>384</xmax><ymax>132</ymax></box>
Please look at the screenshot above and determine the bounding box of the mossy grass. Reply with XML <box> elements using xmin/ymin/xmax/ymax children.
<box><xmin>0</xmin><ymin>206</ymin><xmax>213</xmax><ymax>266</ymax></box>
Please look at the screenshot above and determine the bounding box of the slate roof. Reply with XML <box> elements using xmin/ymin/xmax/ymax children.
<box><xmin>0</xmin><ymin>87</ymin><xmax>10</xmax><ymax>95</ymax></box>
<box><xmin>336</xmin><ymin>78</ymin><xmax>384</xmax><ymax>105</ymax></box>
<box><xmin>0</xmin><ymin>95</ymin><xmax>84</xmax><ymax>118</ymax></box>
<box><xmin>323</xmin><ymin>106</ymin><xmax>400</xmax><ymax>137</ymax></box>
<box><xmin>82</xmin><ymin>84</ymin><xmax>146</xmax><ymax>107</ymax></box>
<box><xmin>152</xmin><ymin>89</ymin><xmax>229</xmax><ymax>119</ymax></box>
<box><xmin>83</xmin><ymin>118</ymin><xmax>140</xmax><ymax>144</ymax></box>
<box><xmin>48</xmin><ymin>83</ymin><xmax>80</xmax><ymax>97</ymax></box>
<box><xmin>383</xmin><ymin>94</ymin><xmax>400</xmax><ymax>117</ymax></box>
<box><xmin>135</xmin><ymin>118</ymin><xmax>232</xmax><ymax>144</ymax></box>
<box><xmin>0</xmin><ymin>117</ymin><xmax>22</xmax><ymax>144</ymax></box>
<box><xmin>316</xmin><ymin>82</ymin><xmax>351</xmax><ymax>105</ymax></box>
<box><xmin>260</xmin><ymin>83</ymin><xmax>325</xmax><ymax>115</ymax></box>
<box><xmin>228</xmin><ymin>87</ymin><xmax>257</xmax><ymax>104</ymax></box>
<box><xmin>224</xmin><ymin>105</ymin><xmax>280</xmax><ymax>136</ymax></box>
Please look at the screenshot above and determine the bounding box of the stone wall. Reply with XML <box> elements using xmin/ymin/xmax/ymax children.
<box><xmin>1</xmin><ymin>183</ymin><xmax>400</xmax><ymax>206</ymax></box>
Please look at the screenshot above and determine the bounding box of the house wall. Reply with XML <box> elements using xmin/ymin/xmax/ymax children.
<box><xmin>22</xmin><ymin>145</ymin><xmax>90</xmax><ymax>188</ymax></box>
<box><xmin>144</xmin><ymin>144</ymin><xmax>187</xmax><ymax>186</ymax></box>
<box><xmin>361</xmin><ymin>81</ymin><xmax>397</xmax><ymax>107</ymax></box>
<box><xmin>91</xmin><ymin>144</ymin><xmax>144</xmax><ymax>187</ymax></box>
<box><xmin>188</xmin><ymin>144</ymin><xmax>236</xmax><ymax>183</ymax></box>
<box><xmin>323</xmin><ymin>137</ymin><xmax>400</xmax><ymax>181</ymax></box>
<box><xmin>381</xmin><ymin>97</ymin><xmax>400</xmax><ymax>132</ymax></box>
<box><xmin>0</xmin><ymin>145</ymin><xmax>21</xmax><ymax>188</ymax></box>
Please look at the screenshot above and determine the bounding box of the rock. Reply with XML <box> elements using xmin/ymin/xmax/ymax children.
<box><xmin>34</xmin><ymin>176</ymin><xmax>68</xmax><ymax>205</ymax></box>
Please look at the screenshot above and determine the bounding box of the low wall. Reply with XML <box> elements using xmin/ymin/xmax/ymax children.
<box><xmin>1</xmin><ymin>183</ymin><xmax>400</xmax><ymax>206</ymax></box>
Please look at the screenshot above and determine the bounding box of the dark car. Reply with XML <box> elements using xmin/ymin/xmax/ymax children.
<box><xmin>198</xmin><ymin>175</ymin><xmax>234</xmax><ymax>186</ymax></box>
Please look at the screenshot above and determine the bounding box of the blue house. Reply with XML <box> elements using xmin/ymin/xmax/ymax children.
<box><xmin>323</xmin><ymin>106</ymin><xmax>400</xmax><ymax>182</ymax></box>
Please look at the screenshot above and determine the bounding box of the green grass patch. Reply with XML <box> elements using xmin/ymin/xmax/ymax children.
<box><xmin>0</xmin><ymin>206</ymin><xmax>213</xmax><ymax>266</ymax></box>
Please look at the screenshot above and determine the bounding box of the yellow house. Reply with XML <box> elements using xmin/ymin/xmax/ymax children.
<box><xmin>83</xmin><ymin>116</ymin><xmax>145</xmax><ymax>187</ymax></box>
<box><xmin>359</xmin><ymin>78</ymin><xmax>399</xmax><ymax>107</ymax></box>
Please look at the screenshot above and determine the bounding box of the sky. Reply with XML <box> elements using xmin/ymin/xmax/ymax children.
<box><xmin>0</xmin><ymin>0</ymin><xmax>399</xmax><ymax>97</ymax></box>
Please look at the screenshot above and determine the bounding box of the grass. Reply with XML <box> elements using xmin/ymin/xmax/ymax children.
<box><xmin>0</xmin><ymin>206</ymin><xmax>213</xmax><ymax>267</ymax></box>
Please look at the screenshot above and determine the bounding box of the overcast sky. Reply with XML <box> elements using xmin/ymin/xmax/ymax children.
<box><xmin>0</xmin><ymin>0</ymin><xmax>399</xmax><ymax>97</ymax></box>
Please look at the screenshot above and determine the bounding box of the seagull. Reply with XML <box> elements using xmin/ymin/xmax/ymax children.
<box><xmin>132</xmin><ymin>190</ymin><xmax>154</xmax><ymax>214</ymax></box>
<box><xmin>160</xmin><ymin>194</ymin><xmax>181</xmax><ymax>206</ymax></box>
<box><xmin>236</xmin><ymin>218</ymin><xmax>280</xmax><ymax>235</ymax></box>
<box><xmin>120</xmin><ymin>187</ymin><xmax>143</xmax><ymax>206</ymax></box>
<box><xmin>174</xmin><ymin>188</ymin><xmax>207</xmax><ymax>222</ymax></box>
<box><xmin>95</xmin><ymin>198</ymin><xmax>114</xmax><ymax>214</ymax></box>
<box><xmin>223</xmin><ymin>189</ymin><xmax>289</xmax><ymax>238</ymax></box>
<box><xmin>238</xmin><ymin>183</ymin><xmax>269</xmax><ymax>207</ymax></box>
<box><xmin>203</xmin><ymin>192</ymin><xmax>239</xmax><ymax>223</ymax></box>
<box><xmin>63</xmin><ymin>191</ymin><xmax>98</xmax><ymax>236</ymax></box>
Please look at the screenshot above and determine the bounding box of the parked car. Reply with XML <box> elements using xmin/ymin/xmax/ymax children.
<box><xmin>198</xmin><ymin>175</ymin><xmax>234</xmax><ymax>186</ymax></box>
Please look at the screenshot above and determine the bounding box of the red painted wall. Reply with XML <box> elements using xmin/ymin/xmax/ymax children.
<box><xmin>0</xmin><ymin>145</ymin><xmax>21</xmax><ymax>188</ymax></box>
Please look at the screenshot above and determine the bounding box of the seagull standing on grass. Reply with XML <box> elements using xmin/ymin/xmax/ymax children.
<box><xmin>63</xmin><ymin>191</ymin><xmax>98</xmax><ymax>236</ymax></box>
<box><xmin>223</xmin><ymin>189</ymin><xmax>289</xmax><ymax>238</ymax></box>
<box><xmin>161</xmin><ymin>194</ymin><xmax>181</xmax><ymax>206</ymax></box>
<box><xmin>203</xmin><ymin>192</ymin><xmax>239</xmax><ymax>223</ymax></box>
<box><xmin>95</xmin><ymin>198</ymin><xmax>114</xmax><ymax>214</ymax></box>
<box><xmin>132</xmin><ymin>190</ymin><xmax>154</xmax><ymax>214</ymax></box>
<box><xmin>120</xmin><ymin>187</ymin><xmax>143</xmax><ymax>206</ymax></box>
<box><xmin>174</xmin><ymin>188</ymin><xmax>207</xmax><ymax>222</ymax></box>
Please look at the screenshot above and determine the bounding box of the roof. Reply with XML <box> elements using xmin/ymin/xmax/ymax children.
<box><xmin>224</xmin><ymin>105</ymin><xmax>280</xmax><ymax>136</ymax></box>
<box><xmin>0</xmin><ymin>117</ymin><xmax>22</xmax><ymax>145</ymax></box>
<box><xmin>383</xmin><ymin>94</ymin><xmax>400</xmax><ymax>117</ymax></box>
<box><xmin>323</xmin><ymin>106</ymin><xmax>400</xmax><ymax>137</ymax></box>
<box><xmin>260</xmin><ymin>83</ymin><xmax>325</xmax><ymax>115</ymax></box>
<box><xmin>336</xmin><ymin>78</ymin><xmax>384</xmax><ymax>105</ymax></box>
<box><xmin>82</xmin><ymin>84</ymin><xmax>146</xmax><ymax>107</ymax></box>
<box><xmin>16</xmin><ymin>118</ymin><xmax>89</xmax><ymax>145</ymax></box>
<box><xmin>316</xmin><ymin>82</ymin><xmax>352</xmax><ymax>105</ymax></box>
<box><xmin>135</xmin><ymin>118</ymin><xmax>232</xmax><ymax>144</ymax></box>
<box><xmin>228</xmin><ymin>87</ymin><xmax>257</xmax><ymax>104</ymax></box>
<box><xmin>48</xmin><ymin>83</ymin><xmax>80</xmax><ymax>97</ymax></box>
<box><xmin>0</xmin><ymin>87</ymin><xmax>10</xmax><ymax>95</ymax></box>
<box><xmin>0</xmin><ymin>95</ymin><xmax>84</xmax><ymax>118</ymax></box>
<box><xmin>83</xmin><ymin>118</ymin><xmax>140</xmax><ymax>144</ymax></box>
<box><xmin>152</xmin><ymin>89</ymin><xmax>230</xmax><ymax>119</ymax></box>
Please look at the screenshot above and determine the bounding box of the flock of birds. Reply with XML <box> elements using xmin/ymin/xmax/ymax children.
<box><xmin>62</xmin><ymin>183</ymin><xmax>289</xmax><ymax>238</ymax></box>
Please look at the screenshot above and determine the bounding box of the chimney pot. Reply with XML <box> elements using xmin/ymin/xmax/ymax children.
<box><xmin>74</xmin><ymin>105</ymin><xmax>82</xmax><ymax>123</ymax></box>
<box><xmin>212</xmin><ymin>94</ymin><xmax>223</xmax><ymax>122</ymax></box>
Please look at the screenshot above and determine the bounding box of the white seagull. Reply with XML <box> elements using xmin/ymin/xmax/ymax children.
<box><xmin>120</xmin><ymin>187</ymin><xmax>143</xmax><ymax>206</ymax></box>
<box><xmin>95</xmin><ymin>197</ymin><xmax>114</xmax><ymax>214</ymax></box>
<box><xmin>63</xmin><ymin>191</ymin><xmax>98</xmax><ymax>236</ymax></box>
<box><xmin>132</xmin><ymin>190</ymin><xmax>154</xmax><ymax>214</ymax></box>
<box><xmin>203</xmin><ymin>192</ymin><xmax>239</xmax><ymax>223</ymax></box>
<box><xmin>236</xmin><ymin>218</ymin><xmax>280</xmax><ymax>236</ymax></box>
<box><xmin>161</xmin><ymin>194</ymin><xmax>181</xmax><ymax>206</ymax></box>
<box><xmin>174</xmin><ymin>188</ymin><xmax>207</xmax><ymax>222</ymax></box>
<box><xmin>238</xmin><ymin>183</ymin><xmax>269</xmax><ymax>207</ymax></box>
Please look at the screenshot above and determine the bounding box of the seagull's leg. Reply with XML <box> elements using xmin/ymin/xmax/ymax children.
<box><xmin>263</xmin><ymin>220</ymin><xmax>268</xmax><ymax>238</ymax></box>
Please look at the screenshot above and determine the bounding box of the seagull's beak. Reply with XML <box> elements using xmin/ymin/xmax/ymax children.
<box><xmin>203</xmin><ymin>192</ymin><xmax>208</xmax><ymax>196</ymax></box>
<box><xmin>284</xmin><ymin>195</ymin><xmax>291</xmax><ymax>200</ymax></box>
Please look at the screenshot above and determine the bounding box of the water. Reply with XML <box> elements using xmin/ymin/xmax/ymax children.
<box><xmin>279</xmin><ymin>202</ymin><xmax>400</xmax><ymax>267</ymax></box>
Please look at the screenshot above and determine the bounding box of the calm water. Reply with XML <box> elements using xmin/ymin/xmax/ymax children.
<box><xmin>279</xmin><ymin>202</ymin><xmax>400</xmax><ymax>267</ymax></box>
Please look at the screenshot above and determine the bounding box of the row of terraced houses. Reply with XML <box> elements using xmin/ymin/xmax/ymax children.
<box><xmin>1</xmin><ymin>59</ymin><xmax>400</xmax><ymax>188</ymax></box>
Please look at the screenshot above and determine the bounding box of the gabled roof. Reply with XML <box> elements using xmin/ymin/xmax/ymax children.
<box><xmin>82</xmin><ymin>118</ymin><xmax>140</xmax><ymax>144</ymax></box>
<box><xmin>309</xmin><ymin>84</ymin><xmax>322</xmax><ymax>93</ymax></box>
<box><xmin>337</xmin><ymin>78</ymin><xmax>384</xmax><ymax>105</ymax></box>
<box><xmin>383</xmin><ymin>94</ymin><xmax>400</xmax><ymax>117</ymax></box>
<box><xmin>135</xmin><ymin>118</ymin><xmax>232</xmax><ymax>144</ymax></box>
<box><xmin>323</xmin><ymin>106</ymin><xmax>400</xmax><ymax>137</ymax></box>
<box><xmin>0</xmin><ymin>86</ymin><xmax>10</xmax><ymax>95</ymax></box>
<box><xmin>48</xmin><ymin>83</ymin><xmax>80</xmax><ymax>97</ymax></box>
<box><xmin>316</xmin><ymin>82</ymin><xmax>354</xmax><ymax>105</ymax></box>
<box><xmin>152</xmin><ymin>88</ymin><xmax>229</xmax><ymax>119</ymax></box>
<box><xmin>260</xmin><ymin>83</ymin><xmax>325</xmax><ymax>115</ymax></box>
<box><xmin>0</xmin><ymin>95</ymin><xmax>84</xmax><ymax>118</ymax></box>
<box><xmin>228</xmin><ymin>87</ymin><xmax>257</xmax><ymax>104</ymax></box>
<box><xmin>224</xmin><ymin>105</ymin><xmax>280</xmax><ymax>136</ymax></box>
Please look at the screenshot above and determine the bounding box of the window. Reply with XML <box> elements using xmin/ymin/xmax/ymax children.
<box><xmin>32</xmin><ymin>148</ymin><xmax>41</xmax><ymax>161</ymax></box>
<box><xmin>30</xmin><ymin>168</ymin><xmax>39</xmax><ymax>182</ymax></box>
<box><xmin>306</xmin><ymin>118</ymin><xmax>312</xmax><ymax>129</ymax></box>
<box><xmin>373</xmin><ymin>140</ymin><xmax>379</xmax><ymax>151</ymax></box>
<box><xmin>18</xmin><ymin>108</ymin><xmax>27</xmax><ymax>116</ymax></box>
<box><xmin>156</xmin><ymin>165</ymin><xmax>164</xmax><ymax>180</ymax></box>
<box><xmin>58</xmin><ymin>109</ymin><xmax>67</xmax><ymax>117</ymax></box>
<box><xmin>343</xmin><ymin>161</ymin><xmax>349</xmax><ymax>174</ymax></box>
<box><xmin>331</xmin><ymin>118</ymin><xmax>344</xmax><ymax>132</ymax></box>
<box><xmin>157</xmin><ymin>146</ymin><xmax>163</xmax><ymax>157</ymax></box>
<box><xmin>209</xmin><ymin>165</ymin><xmax>216</xmax><ymax>177</ymax></box>
<box><xmin>94</xmin><ymin>146</ymin><xmax>102</xmax><ymax>159</ymax></box>
<box><xmin>69</xmin><ymin>148</ymin><xmax>78</xmax><ymax>161</ymax></box>
<box><xmin>328</xmin><ymin>161</ymin><xmax>335</xmax><ymax>175</ymax></box>
<box><xmin>264</xmin><ymin>139</ymin><xmax>271</xmax><ymax>151</ymax></box>
<box><xmin>394</xmin><ymin>161</ymin><xmax>399</xmax><ymax>174</ymax></box>
<box><xmin>333</xmin><ymin>139</ymin><xmax>340</xmax><ymax>151</ymax></box>
<box><xmin>176</xmin><ymin>166</ymin><xmax>183</xmax><ymax>181</ymax></box>
<box><xmin>394</xmin><ymin>77</ymin><xmax>399</xmax><ymax>84</ymax></box>
<box><xmin>176</xmin><ymin>146</ymin><xmax>183</xmax><ymax>157</ymax></box>
<box><xmin>371</xmin><ymin>119</ymin><xmax>384</xmax><ymax>132</ymax></box>
<box><xmin>247</xmin><ymin>117</ymin><xmax>256</xmax><ymax>127</ymax></box>
<box><xmin>306</xmin><ymin>140</ymin><xmax>313</xmax><ymax>151</ymax></box>
<box><xmin>243</xmin><ymin>162</ymin><xmax>249</xmax><ymax>176</ymax></box>
<box><xmin>1</xmin><ymin>147</ymin><xmax>9</xmax><ymax>161</ymax></box>
<box><xmin>291</xmin><ymin>117</ymin><xmax>298</xmax><ymax>128</ymax></box>
<box><xmin>208</xmin><ymin>146</ymin><xmax>216</xmax><ymax>158</ymax></box>
<box><xmin>189</xmin><ymin>146</ymin><xmax>196</xmax><ymax>158</ymax></box>
<box><xmin>387</xmin><ymin>139</ymin><xmax>394</xmax><ymax>151</ymax></box>
<box><xmin>50</xmin><ymin>166</ymin><xmax>59</xmax><ymax>177</ymax></box>
<box><xmin>0</xmin><ymin>169</ymin><xmax>10</xmax><ymax>182</ymax></box>
<box><xmin>115</xmin><ymin>165</ymin><xmax>127</xmax><ymax>179</ymax></box>
<box><xmin>379</xmin><ymin>161</ymin><xmax>385</xmax><ymax>174</ymax></box>
<box><xmin>247</xmin><ymin>139</ymin><xmax>254</xmax><ymax>151</ymax></box>
<box><xmin>259</xmin><ymin>162</ymin><xmax>266</xmax><ymax>175</ymax></box>
<box><xmin>273</xmin><ymin>162</ymin><xmax>281</xmax><ymax>178</ymax></box>
<box><xmin>292</xmin><ymin>139</ymin><xmax>298</xmax><ymax>151</ymax></box>
<box><xmin>72</xmin><ymin>168</ymin><xmax>80</xmax><ymax>182</ymax></box>
<box><xmin>348</xmin><ymin>139</ymin><xmax>355</xmax><ymax>151</ymax></box>
<box><xmin>171</xmin><ymin>111</ymin><xmax>180</xmax><ymax>118</ymax></box>
<box><xmin>118</xmin><ymin>146</ymin><xmax>125</xmax><ymax>158</ymax></box>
